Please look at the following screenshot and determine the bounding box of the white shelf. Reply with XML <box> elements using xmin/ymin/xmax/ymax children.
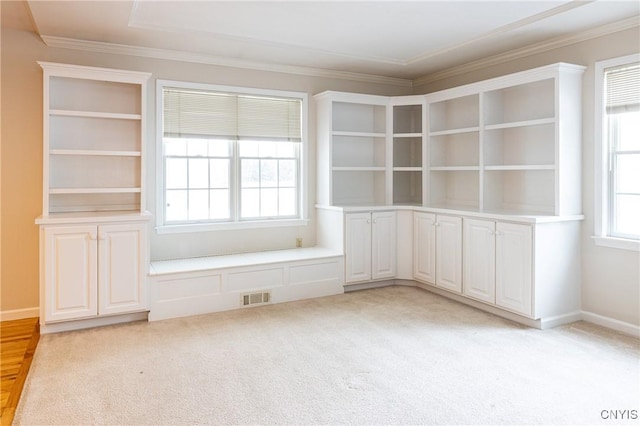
<box><xmin>484</xmin><ymin>117</ymin><xmax>555</xmax><ymax>131</ymax></box>
<box><xmin>429</xmin><ymin>127</ymin><xmax>480</xmax><ymax>136</ymax></box>
<box><xmin>50</xmin><ymin>188</ymin><xmax>142</xmax><ymax>194</ymax></box>
<box><xmin>393</xmin><ymin>133</ymin><xmax>422</xmax><ymax>138</ymax></box>
<box><xmin>332</xmin><ymin>166</ymin><xmax>386</xmax><ymax>172</ymax></box>
<box><xmin>50</xmin><ymin>109</ymin><xmax>142</xmax><ymax>120</ymax></box>
<box><xmin>430</xmin><ymin>166</ymin><xmax>480</xmax><ymax>171</ymax></box>
<box><xmin>393</xmin><ymin>167</ymin><xmax>423</xmax><ymax>172</ymax></box>
<box><xmin>485</xmin><ymin>165</ymin><xmax>555</xmax><ymax>171</ymax></box>
<box><xmin>332</xmin><ymin>131</ymin><xmax>385</xmax><ymax>138</ymax></box>
<box><xmin>50</xmin><ymin>149</ymin><xmax>142</xmax><ymax>157</ymax></box>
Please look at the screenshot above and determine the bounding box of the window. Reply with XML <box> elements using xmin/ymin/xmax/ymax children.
<box><xmin>157</xmin><ymin>81</ymin><xmax>307</xmax><ymax>231</ymax></box>
<box><xmin>594</xmin><ymin>54</ymin><xmax>640</xmax><ymax>250</ymax></box>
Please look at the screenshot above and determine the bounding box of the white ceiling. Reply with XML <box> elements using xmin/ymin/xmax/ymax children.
<box><xmin>25</xmin><ymin>1</ymin><xmax>640</xmax><ymax>83</ymax></box>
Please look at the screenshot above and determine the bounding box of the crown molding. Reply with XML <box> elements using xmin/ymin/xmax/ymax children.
<box><xmin>413</xmin><ymin>16</ymin><xmax>640</xmax><ymax>87</ymax></box>
<box><xmin>39</xmin><ymin>35</ymin><xmax>413</xmax><ymax>88</ymax></box>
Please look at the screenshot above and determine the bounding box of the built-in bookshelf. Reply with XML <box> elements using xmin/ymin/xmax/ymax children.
<box><xmin>39</xmin><ymin>62</ymin><xmax>151</xmax><ymax>216</ymax></box>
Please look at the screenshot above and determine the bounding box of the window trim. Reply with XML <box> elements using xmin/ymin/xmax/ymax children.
<box><xmin>593</xmin><ymin>53</ymin><xmax>640</xmax><ymax>252</ymax></box>
<box><xmin>155</xmin><ymin>80</ymin><xmax>309</xmax><ymax>233</ymax></box>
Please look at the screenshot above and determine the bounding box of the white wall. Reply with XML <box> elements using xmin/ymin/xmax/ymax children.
<box><xmin>415</xmin><ymin>26</ymin><xmax>640</xmax><ymax>328</ymax></box>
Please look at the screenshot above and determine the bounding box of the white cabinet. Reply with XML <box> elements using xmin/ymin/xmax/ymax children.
<box><xmin>413</xmin><ymin>212</ymin><xmax>462</xmax><ymax>294</ymax></box>
<box><xmin>345</xmin><ymin>211</ymin><xmax>396</xmax><ymax>283</ymax></box>
<box><xmin>495</xmin><ymin>222</ymin><xmax>532</xmax><ymax>316</ymax></box>
<box><xmin>42</xmin><ymin>221</ymin><xmax>148</xmax><ymax>323</ymax></box>
<box><xmin>463</xmin><ymin>218</ymin><xmax>532</xmax><ymax>316</ymax></box>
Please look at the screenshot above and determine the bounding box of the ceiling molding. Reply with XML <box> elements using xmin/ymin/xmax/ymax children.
<box><xmin>406</xmin><ymin>0</ymin><xmax>592</xmax><ymax>66</ymax></box>
<box><xmin>413</xmin><ymin>16</ymin><xmax>640</xmax><ymax>87</ymax></box>
<box><xmin>39</xmin><ymin>35</ymin><xmax>413</xmax><ymax>88</ymax></box>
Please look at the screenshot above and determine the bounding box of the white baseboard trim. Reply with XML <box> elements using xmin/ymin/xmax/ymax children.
<box><xmin>0</xmin><ymin>307</ymin><xmax>39</xmax><ymax>321</ymax></box>
<box><xmin>539</xmin><ymin>311</ymin><xmax>583</xmax><ymax>330</ymax></box>
<box><xmin>581</xmin><ymin>311</ymin><xmax>640</xmax><ymax>338</ymax></box>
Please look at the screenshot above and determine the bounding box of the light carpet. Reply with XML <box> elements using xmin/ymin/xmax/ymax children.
<box><xmin>14</xmin><ymin>286</ymin><xmax>640</xmax><ymax>425</ymax></box>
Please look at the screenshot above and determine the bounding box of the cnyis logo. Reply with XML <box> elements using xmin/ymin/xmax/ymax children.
<box><xmin>600</xmin><ymin>409</ymin><xmax>638</xmax><ymax>420</ymax></box>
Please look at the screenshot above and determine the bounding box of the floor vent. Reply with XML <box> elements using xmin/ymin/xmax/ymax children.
<box><xmin>241</xmin><ymin>291</ymin><xmax>271</xmax><ymax>307</ymax></box>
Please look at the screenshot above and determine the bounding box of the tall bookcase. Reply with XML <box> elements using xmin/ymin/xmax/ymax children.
<box><xmin>36</xmin><ymin>62</ymin><xmax>152</xmax><ymax>333</ymax></box>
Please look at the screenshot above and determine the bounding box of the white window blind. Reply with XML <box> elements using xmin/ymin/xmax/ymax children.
<box><xmin>163</xmin><ymin>88</ymin><xmax>302</xmax><ymax>141</ymax></box>
<box><xmin>606</xmin><ymin>63</ymin><xmax>640</xmax><ymax>114</ymax></box>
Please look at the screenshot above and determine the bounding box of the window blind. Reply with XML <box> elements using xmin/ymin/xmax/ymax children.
<box><xmin>606</xmin><ymin>63</ymin><xmax>640</xmax><ymax>114</ymax></box>
<box><xmin>163</xmin><ymin>88</ymin><xmax>302</xmax><ymax>141</ymax></box>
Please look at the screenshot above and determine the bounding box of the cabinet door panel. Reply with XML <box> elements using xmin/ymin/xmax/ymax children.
<box><xmin>496</xmin><ymin>222</ymin><xmax>532</xmax><ymax>316</ymax></box>
<box><xmin>463</xmin><ymin>218</ymin><xmax>495</xmax><ymax>303</ymax></box>
<box><xmin>99</xmin><ymin>223</ymin><xmax>147</xmax><ymax>315</ymax></box>
<box><xmin>372</xmin><ymin>211</ymin><xmax>396</xmax><ymax>280</ymax></box>
<box><xmin>43</xmin><ymin>226</ymin><xmax>97</xmax><ymax>321</ymax></box>
<box><xmin>413</xmin><ymin>212</ymin><xmax>436</xmax><ymax>284</ymax></box>
<box><xmin>345</xmin><ymin>213</ymin><xmax>372</xmax><ymax>283</ymax></box>
<box><xmin>436</xmin><ymin>215</ymin><xmax>462</xmax><ymax>293</ymax></box>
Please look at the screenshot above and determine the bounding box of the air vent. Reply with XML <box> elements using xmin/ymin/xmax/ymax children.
<box><xmin>241</xmin><ymin>291</ymin><xmax>271</xmax><ymax>307</ymax></box>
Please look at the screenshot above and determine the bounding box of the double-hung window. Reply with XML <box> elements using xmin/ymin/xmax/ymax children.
<box><xmin>594</xmin><ymin>54</ymin><xmax>640</xmax><ymax>250</ymax></box>
<box><xmin>157</xmin><ymin>81</ymin><xmax>307</xmax><ymax>231</ymax></box>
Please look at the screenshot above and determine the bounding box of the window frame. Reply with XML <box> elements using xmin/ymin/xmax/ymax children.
<box><xmin>155</xmin><ymin>80</ymin><xmax>309</xmax><ymax>234</ymax></box>
<box><xmin>593</xmin><ymin>53</ymin><xmax>640</xmax><ymax>251</ymax></box>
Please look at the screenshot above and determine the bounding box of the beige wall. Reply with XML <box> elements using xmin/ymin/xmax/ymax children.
<box><xmin>414</xmin><ymin>26</ymin><xmax>640</xmax><ymax>327</ymax></box>
<box><xmin>0</xmin><ymin>1</ymin><xmax>411</xmax><ymax>314</ymax></box>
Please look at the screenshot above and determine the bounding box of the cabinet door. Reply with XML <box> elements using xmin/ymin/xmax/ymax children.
<box><xmin>345</xmin><ymin>213</ymin><xmax>372</xmax><ymax>283</ymax></box>
<box><xmin>495</xmin><ymin>222</ymin><xmax>532</xmax><ymax>316</ymax></box>
<box><xmin>98</xmin><ymin>223</ymin><xmax>147</xmax><ymax>315</ymax></box>
<box><xmin>371</xmin><ymin>211</ymin><xmax>396</xmax><ymax>280</ymax></box>
<box><xmin>463</xmin><ymin>218</ymin><xmax>495</xmax><ymax>303</ymax></box>
<box><xmin>435</xmin><ymin>215</ymin><xmax>462</xmax><ymax>293</ymax></box>
<box><xmin>413</xmin><ymin>212</ymin><xmax>436</xmax><ymax>284</ymax></box>
<box><xmin>43</xmin><ymin>226</ymin><xmax>98</xmax><ymax>322</ymax></box>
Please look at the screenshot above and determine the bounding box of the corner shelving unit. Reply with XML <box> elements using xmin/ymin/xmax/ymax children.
<box><xmin>391</xmin><ymin>98</ymin><xmax>425</xmax><ymax>205</ymax></box>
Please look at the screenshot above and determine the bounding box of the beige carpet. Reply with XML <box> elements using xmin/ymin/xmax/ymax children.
<box><xmin>15</xmin><ymin>286</ymin><xmax>640</xmax><ymax>425</ymax></box>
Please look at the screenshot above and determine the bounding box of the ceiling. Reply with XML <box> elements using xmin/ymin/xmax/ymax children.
<box><xmin>25</xmin><ymin>1</ymin><xmax>640</xmax><ymax>84</ymax></box>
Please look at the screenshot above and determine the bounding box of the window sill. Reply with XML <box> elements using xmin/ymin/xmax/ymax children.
<box><xmin>592</xmin><ymin>236</ymin><xmax>640</xmax><ymax>252</ymax></box>
<box><xmin>156</xmin><ymin>218</ymin><xmax>310</xmax><ymax>234</ymax></box>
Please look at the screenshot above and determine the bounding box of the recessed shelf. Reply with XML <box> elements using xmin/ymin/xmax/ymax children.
<box><xmin>393</xmin><ymin>133</ymin><xmax>422</xmax><ymax>138</ymax></box>
<box><xmin>393</xmin><ymin>167</ymin><xmax>423</xmax><ymax>172</ymax></box>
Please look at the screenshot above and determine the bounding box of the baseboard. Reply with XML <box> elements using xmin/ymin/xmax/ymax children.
<box><xmin>581</xmin><ymin>311</ymin><xmax>640</xmax><ymax>338</ymax></box>
<box><xmin>0</xmin><ymin>307</ymin><xmax>39</xmax><ymax>322</ymax></box>
<box><xmin>344</xmin><ymin>279</ymin><xmax>395</xmax><ymax>293</ymax></box>
<box><xmin>539</xmin><ymin>311</ymin><xmax>583</xmax><ymax>330</ymax></box>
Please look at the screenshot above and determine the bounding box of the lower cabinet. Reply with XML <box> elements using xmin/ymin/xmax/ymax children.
<box><xmin>41</xmin><ymin>221</ymin><xmax>148</xmax><ymax>323</ymax></box>
<box><xmin>463</xmin><ymin>218</ymin><xmax>532</xmax><ymax>316</ymax></box>
<box><xmin>345</xmin><ymin>211</ymin><xmax>396</xmax><ymax>284</ymax></box>
<box><xmin>413</xmin><ymin>212</ymin><xmax>462</xmax><ymax>294</ymax></box>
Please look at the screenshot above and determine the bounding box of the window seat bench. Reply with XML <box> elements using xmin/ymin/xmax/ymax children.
<box><xmin>148</xmin><ymin>247</ymin><xmax>345</xmax><ymax>321</ymax></box>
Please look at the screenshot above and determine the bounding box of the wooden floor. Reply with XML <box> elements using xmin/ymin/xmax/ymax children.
<box><xmin>1</xmin><ymin>318</ymin><xmax>40</xmax><ymax>426</ymax></box>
